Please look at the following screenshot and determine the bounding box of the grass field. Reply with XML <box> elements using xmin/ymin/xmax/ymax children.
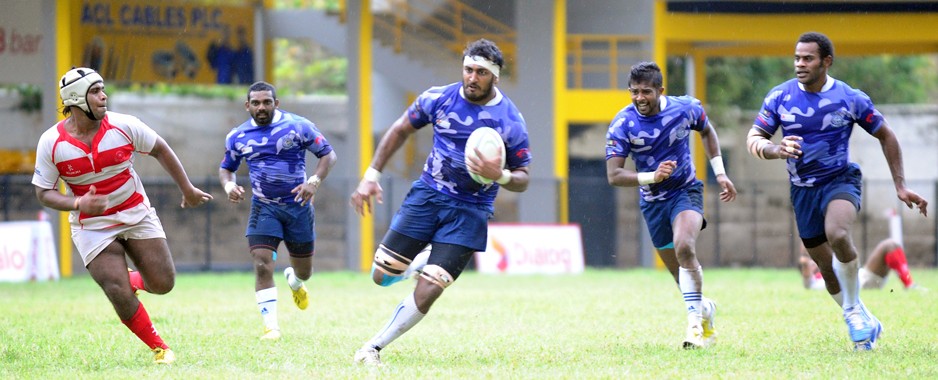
<box><xmin>2</xmin><ymin>268</ymin><xmax>937</xmax><ymax>378</ymax></box>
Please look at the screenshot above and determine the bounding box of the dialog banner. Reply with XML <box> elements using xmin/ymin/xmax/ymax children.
<box><xmin>72</xmin><ymin>0</ymin><xmax>255</xmax><ymax>85</ymax></box>
<box><xmin>475</xmin><ymin>224</ymin><xmax>585</xmax><ymax>275</ymax></box>
<box><xmin>0</xmin><ymin>221</ymin><xmax>59</xmax><ymax>282</ymax></box>
<box><xmin>0</xmin><ymin>1</ymin><xmax>44</xmax><ymax>84</ymax></box>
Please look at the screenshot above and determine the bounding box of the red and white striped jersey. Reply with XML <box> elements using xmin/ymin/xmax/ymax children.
<box><xmin>32</xmin><ymin>112</ymin><xmax>159</xmax><ymax>230</ymax></box>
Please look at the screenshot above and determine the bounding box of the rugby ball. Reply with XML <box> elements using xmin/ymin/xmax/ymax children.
<box><xmin>465</xmin><ymin>127</ymin><xmax>506</xmax><ymax>184</ymax></box>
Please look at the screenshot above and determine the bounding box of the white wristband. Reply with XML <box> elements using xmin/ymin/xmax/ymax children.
<box><xmin>363</xmin><ymin>167</ymin><xmax>381</xmax><ymax>182</ymax></box>
<box><xmin>495</xmin><ymin>169</ymin><xmax>511</xmax><ymax>185</ymax></box>
<box><xmin>637</xmin><ymin>172</ymin><xmax>656</xmax><ymax>185</ymax></box>
<box><xmin>306</xmin><ymin>174</ymin><xmax>321</xmax><ymax>186</ymax></box>
<box><xmin>223</xmin><ymin>181</ymin><xmax>237</xmax><ymax>195</ymax></box>
<box><xmin>709</xmin><ymin>156</ymin><xmax>726</xmax><ymax>176</ymax></box>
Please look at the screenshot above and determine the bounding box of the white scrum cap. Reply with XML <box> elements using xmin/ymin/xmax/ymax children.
<box><xmin>59</xmin><ymin>67</ymin><xmax>103</xmax><ymax>112</ymax></box>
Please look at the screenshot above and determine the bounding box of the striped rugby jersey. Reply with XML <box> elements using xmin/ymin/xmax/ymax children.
<box><xmin>32</xmin><ymin>112</ymin><xmax>158</xmax><ymax>230</ymax></box>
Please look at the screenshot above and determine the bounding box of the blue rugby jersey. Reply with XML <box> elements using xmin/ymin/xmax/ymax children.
<box><xmin>605</xmin><ymin>95</ymin><xmax>707</xmax><ymax>202</ymax></box>
<box><xmin>407</xmin><ymin>82</ymin><xmax>532</xmax><ymax>205</ymax></box>
<box><xmin>753</xmin><ymin>76</ymin><xmax>883</xmax><ymax>187</ymax></box>
<box><xmin>220</xmin><ymin>110</ymin><xmax>333</xmax><ymax>203</ymax></box>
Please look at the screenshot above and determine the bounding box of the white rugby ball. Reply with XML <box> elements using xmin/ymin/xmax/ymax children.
<box><xmin>464</xmin><ymin>127</ymin><xmax>506</xmax><ymax>184</ymax></box>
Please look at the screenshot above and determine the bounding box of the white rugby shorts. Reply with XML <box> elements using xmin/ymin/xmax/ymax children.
<box><xmin>71</xmin><ymin>208</ymin><xmax>166</xmax><ymax>266</ymax></box>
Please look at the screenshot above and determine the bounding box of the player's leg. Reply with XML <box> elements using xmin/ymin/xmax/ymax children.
<box><xmin>823</xmin><ymin>168</ymin><xmax>880</xmax><ymax>349</ymax></box>
<box><xmin>403</xmin><ymin>244</ymin><xmax>432</xmax><ymax>279</ymax></box>
<box><xmin>249</xmin><ymin>235</ymin><xmax>282</xmax><ymax>339</ymax></box>
<box><xmin>122</xmin><ymin>237</ymin><xmax>177</xmax><ymax>363</ymax></box>
<box><xmin>826</xmin><ymin>199</ymin><xmax>862</xmax><ymax>307</ymax></box>
<box><xmin>88</xmin><ymin>240</ymin><xmax>172</xmax><ymax>362</ymax></box>
<box><xmin>370</xmin><ymin>231</ymin><xmax>429</xmax><ymax>287</ymax></box>
<box><xmin>282</xmin><ymin>203</ymin><xmax>315</xmax><ymax>310</ymax></box>
<box><xmin>672</xmin><ymin>209</ymin><xmax>707</xmax><ymax>349</ymax></box>
<box><xmin>356</xmin><ymin>243</ymin><xmax>474</xmax><ymax>365</ymax></box>
<box><xmin>284</xmin><ymin>241</ymin><xmax>312</xmax><ymax>310</ymax></box>
<box><xmin>118</xmin><ymin>210</ymin><xmax>170</xmax><ymax>294</ymax></box>
<box><xmin>792</xmin><ymin>180</ymin><xmax>846</xmax><ymax>307</ymax></box>
<box><xmin>804</xmin><ymin>243</ymin><xmax>844</xmax><ymax>306</ymax></box>
<box><xmin>877</xmin><ymin>238</ymin><xmax>915</xmax><ymax>288</ymax></box>
<box><xmin>245</xmin><ymin>201</ymin><xmax>286</xmax><ymax>339</ymax></box>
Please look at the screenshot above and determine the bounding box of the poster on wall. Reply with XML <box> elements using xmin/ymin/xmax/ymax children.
<box><xmin>475</xmin><ymin>224</ymin><xmax>586</xmax><ymax>275</ymax></box>
<box><xmin>0</xmin><ymin>1</ymin><xmax>44</xmax><ymax>85</ymax></box>
<box><xmin>74</xmin><ymin>0</ymin><xmax>255</xmax><ymax>85</ymax></box>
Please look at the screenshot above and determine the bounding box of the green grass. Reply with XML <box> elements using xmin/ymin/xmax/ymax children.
<box><xmin>2</xmin><ymin>268</ymin><xmax>937</xmax><ymax>378</ymax></box>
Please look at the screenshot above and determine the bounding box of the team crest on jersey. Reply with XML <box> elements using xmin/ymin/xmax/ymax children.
<box><xmin>828</xmin><ymin>108</ymin><xmax>851</xmax><ymax>128</ymax></box>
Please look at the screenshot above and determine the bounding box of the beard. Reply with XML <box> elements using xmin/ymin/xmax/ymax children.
<box><xmin>463</xmin><ymin>81</ymin><xmax>494</xmax><ymax>102</ymax></box>
<box><xmin>252</xmin><ymin>110</ymin><xmax>271</xmax><ymax>125</ymax></box>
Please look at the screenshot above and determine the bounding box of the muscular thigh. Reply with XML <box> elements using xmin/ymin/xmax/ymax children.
<box><xmin>122</xmin><ymin>238</ymin><xmax>175</xmax><ymax>276</ymax></box>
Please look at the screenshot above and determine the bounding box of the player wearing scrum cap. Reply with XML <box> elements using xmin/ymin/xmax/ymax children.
<box><xmin>747</xmin><ymin>31</ymin><xmax>927</xmax><ymax>351</ymax></box>
<box><xmin>32</xmin><ymin>67</ymin><xmax>212</xmax><ymax>364</ymax></box>
<box><xmin>350</xmin><ymin>39</ymin><xmax>532</xmax><ymax>366</ymax></box>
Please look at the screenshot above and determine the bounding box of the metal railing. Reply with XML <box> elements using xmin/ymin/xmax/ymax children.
<box><xmin>3</xmin><ymin>174</ymin><xmax>935</xmax><ymax>274</ymax></box>
<box><xmin>566</xmin><ymin>34</ymin><xmax>650</xmax><ymax>89</ymax></box>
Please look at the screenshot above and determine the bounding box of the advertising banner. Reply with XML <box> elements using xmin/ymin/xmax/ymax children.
<box><xmin>73</xmin><ymin>0</ymin><xmax>255</xmax><ymax>85</ymax></box>
<box><xmin>0</xmin><ymin>1</ymin><xmax>44</xmax><ymax>84</ymax></box>
<box><xmin>0</xmin><ymin>221</ymin><xmax>59</xmax><ymax>282</ymax></box>
<box><xmin>475</xmin><ymin>224</ymin><xmax>585</xmax><ymax>275</ymax></box>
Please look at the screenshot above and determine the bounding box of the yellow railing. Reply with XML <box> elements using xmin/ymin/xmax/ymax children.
<box><xmin>370</xmin><ymin>0</ymin><xmax>516</xmax><ymax>73</ymax></box>
<box><xmin>567</xmin><ymin>34</ymin><xmax>650</xmax><ymax>89</ymax></box>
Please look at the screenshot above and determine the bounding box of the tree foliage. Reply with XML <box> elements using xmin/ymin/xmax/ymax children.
<box><xmin>668</xmin><ymin>55</ymin><xmax>938</xmax><ymax>112</ymax></box>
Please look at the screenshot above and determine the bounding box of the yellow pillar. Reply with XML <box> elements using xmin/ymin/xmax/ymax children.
<box><xmin>356</xmin><ymin>0</ymin><xmax>375</xmax><ymax>272</ymax></box>
<box><xmin>554</xmin><ymin>0</ymin><xmax>568</xmax><ymax>223</ymax></box>
<box><xmin>55</xmin><ymin>0</ymin><xmax>75</xmax><ymax>277</ymax></box>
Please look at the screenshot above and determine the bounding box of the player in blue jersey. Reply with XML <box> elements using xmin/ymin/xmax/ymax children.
<box><xmin>605</xmin><ymin>61</ymin><xmax>737</xmax><ymax>349</ymax></box>
<box><xmin>218</xmin><ymin>81</ymin><xmax>337</xmax><ymax>340</ymax></box>
<box><xmin>747</xmin><ymin>32</ymin><xmax>928</xmax><ymax>351</ymax></box>
<box><xmin>350</xmin><ymin>39</ymin><xmax>532</xmax><ymax>365</ymax></box>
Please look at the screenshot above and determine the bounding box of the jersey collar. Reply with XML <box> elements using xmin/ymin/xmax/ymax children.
<box><xmin>250</xmin><ymin>110</ymin><xmax>283</xmax><ymax>127</ymax></box>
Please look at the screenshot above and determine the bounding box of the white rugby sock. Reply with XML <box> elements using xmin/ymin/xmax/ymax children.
<box><xmin>367</xmin><ymin>293</ymin><xmax>425</xmax><ymax>350</ymax></box>
<box><xmin>255</xmin><ymin>287</ymin><xmax>279</xmax><ymax>331</ymax></box>
<box><xmin>285</xmin><ymin>267</ymin><xmax>305</xmax><ymax>291</ymax></box>
<box><xmin>832</xmin><ymin>258</ymin><xmax>860</xmax><ymax>309</ymax></box>
<box><xmin>830</xmin><ymin>291</ymin><xmax>844</xmax><ymax>308</ymax></box>
<box><xmin>679</xmin><ymin>266</ymin><xmax>703</xmax><ymax>317</ymax></box>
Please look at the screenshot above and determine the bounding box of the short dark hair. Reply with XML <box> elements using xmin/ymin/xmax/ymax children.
<box><xmin>798</xmin><ymin>32</ymin><xmax>834</xmax><ymax>61</ymax></box>
<box><xmin>629</xmin><ymin>61</ymin><xmax>663</xmax><ymax>88</ymax></box>
<box><xmin>247</xmin><ymin>81</ymin><xmax>277</xmax><ymax>100</ymax></box>
<box><xmin>463</xmin><ymin>39</ymin><xmax>504</xmax><ymax>70</ymax></box>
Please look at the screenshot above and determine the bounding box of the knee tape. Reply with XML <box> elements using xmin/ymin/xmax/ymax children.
<box><xmin>373</xmin><ymin>244</ymin><xmax>411</xmax><ymax>276</ymax></box>
<box><xmin>420</xmin><ymin>264</ymin><xmax>454</xmax><ymax>289</ymax></box>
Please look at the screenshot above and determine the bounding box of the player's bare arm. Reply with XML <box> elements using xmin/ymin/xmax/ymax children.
<box><xmin>498</xmin><ymin>166</ymin><xmax>530</xmax><ymax>192</ymax></box>
<box><xmin>292</xmin><ymin>150</ymin><xmax>337</xmax><ymax>206</ymax></box>
<box><xmin>219</xmin><ymin>168</ymin><xmax>245</xmax><ymax>203</ymax></box>
<box><xmin>606</xmin><ymin>157</ymin><xmax>675</xmax><ymax>187</ymax></box>
<box><xmin>35</xmin><ymin>185</ymin><xmax>107</xmax><ymax>215</ymax></box>
<box><xmin>747</xmin><ymin>127</ymin><xmax>802</xmax><ymax>160</ymax></box>
<box><xmin>351</xmin><ymin>113</ymin><xmax>419</xmax><ymax>216</ymax></box>
<box><xmin>873</xmin><ymin>123</ymin><xmax>928</xmax><ymax>216</ymax></box>
<box><xmin>699</xmin><ymin>122</ymin><xmax>737</xmax><ymax>202</ymax></box>
<box><xmin>150</xmin><ymin>137</ymin><xmax>212</xmax><ymax>208</ymax></box>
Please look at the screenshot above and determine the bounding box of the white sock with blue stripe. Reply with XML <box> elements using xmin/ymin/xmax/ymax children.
<box><xmin>255</xmin><ymin>287</ymin><xmax>279</xmax><ymax>331</ymax></box>
<box><xmin>679</xmin><ymin>266</ymin><xmax>703</xmax><ymax>319</ymax></box>
<box><xmin>367</xmin><ymin>293</ymin><xmax>425</xmax><ymax>350</ymax></box>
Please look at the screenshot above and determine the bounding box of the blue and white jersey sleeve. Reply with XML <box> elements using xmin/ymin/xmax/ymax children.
<box><xmin>753</xmin><ymin>78</ymin><xmax>884</xmax><ymax>187</ymax></box>
<box><xmin>407</xmin><ymin>83</ymin><xmax>531</xmax><ymax>206</ymax></box>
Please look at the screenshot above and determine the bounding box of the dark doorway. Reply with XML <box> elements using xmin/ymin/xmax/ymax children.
<box><xmin>568</xmin><ymin>158</ymin><xmax>617</xmax><ymax>267</ymax></box>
